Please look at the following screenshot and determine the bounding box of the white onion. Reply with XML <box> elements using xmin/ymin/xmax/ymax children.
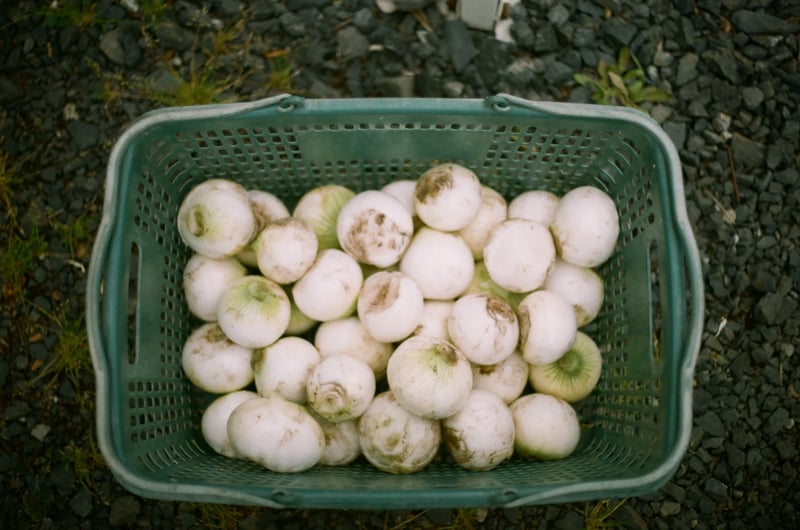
<box><xmin>357</xmin><ymin>270</ymin><xmax>424</xmax><ymax>343</ymax></box>
<box><xmin>412</xmin><ymin>300</ymin><xmax>454</xmax><ymax>341</ymax></box>
<box><xmin>336</xmin><ymin>190</ymin><xmax>414</xmax><ymax>268</ymax></box>
<box><xmin>306</xmin><ymin>354</ymin><xmax>376</xmax><ymax>423</ymax></box>
<box><xmin>483</xmin><ymin>218</ymin><xmax>556</xmax><ymax>293</ymax></box>
<box><xmin>471</xmin><ymin>351</ymin><xmax>529</xmax><ymax>405</ymax></box>
<box><xmin>550</xmin><ymin>185</ymin><xmax>620</xmax><ymax>268</ymax></box>
<box><xmin>414</xmin><ymin>163</ymin><xmax>482</xmax><ymax>231</ymax></box>
<box><xmin>227</xmin><ymin>395</ymin><xmax>324</xmax><ymax>472</ymax></box>
<box><xmin>386</xmin><ymin>335</ymin><xmax>473</xmax><ymax>420</ymax></box>
<box><xmin>314</xmin><ymin>316</ymin><xmax>394</xmax><ymax>379</ymax></box>
<box><xmin>310</xmin><ymin>411</ymin><xmax>361</xmax><ymax>466</ymax></box>
<box><xmin>201</xmin><ymin>390</ymin><xmax>259</xmax><ymax>458</ymax></box>
<box><xmin>381</xmin><ymin>179</ymin><xmax>417</xmax><ymax>217</ymax></box>
<box><xmin>447</xmin><ymin>293</ymin><xmax>519</xmax><ymax>366</ymax></box>
<box><xmin>543</xmin><ymin>258</ymin><xmax>605</xmax><ymax>327</ymax></box>
<box><xmin>528</xmin><ymin>331</ymin><xmax>603</xmax><ymax>403</ymax></box>
<box><xmin>358</xmin><ymin>391</ymin><xmax>442</xmax><ymax>474</ymax></box>
<box><xmin>510</xmin><ymin>393</ymin><xmax>581</xmax><ymax>460</ymax></box>
<box><xmin>507</xmin><ymin>189</ymin><xmax>559</xmax><ymax>226</ymax></box>
<box><xmin>181</xmin><ymin>322</ymin><xmax>254</xmax><ymax>394</ymax></box>
<box><xmin>458</xmin><ymin>185</ymin><xmax>508</xmax><ymax>259</ymax></box>
<box><xmin>292</xmin><ymin>249</ymin><xmax>363</xmax><ymax>322</ymax></box>
<box><xmin>182</xmin><ymin>254</ymin><xmax>246</xmax><ymax>321</ymax></box>
<box><xmin>517</xmin><ymin>289</ymin><xmax>577</xmax><ymax>366</ymax></box>
<box><xmin>254</xmin><ymin>217</ymin><xmax>318</xmax><ymax>284</ymax></box>
<box><xmin>399</xmin><ymin>227</ymin><xmax>474</xmax><ymax>300</ymax></box>
<box><xmin>442</xmin><ymin>389</ymin><xmax>515</xmax><ymax>471</ymax></box>
<box><xmin>177</xmin><ymin>179</ymin><xmax>257</xmax><ymax>259</ymax></box>
<box><xmin>217</xmin><ymin>275</ymin><xmax>291</xmax><ymax>349</ymax></box>
<box><xmin>292</xmin><ymin>184</ymin><xmax>355</xmax><ymax>250</ymax></box>
<box><xmin>252</xmin><ymin>336</ymin><xmax>321</xmax><ymax>404</ymax></box>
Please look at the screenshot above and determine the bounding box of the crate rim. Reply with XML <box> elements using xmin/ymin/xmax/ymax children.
<box><xmin>86</xmin><ymin>93</ymin><xmax>704</xmax><ymax>508</ymax></box>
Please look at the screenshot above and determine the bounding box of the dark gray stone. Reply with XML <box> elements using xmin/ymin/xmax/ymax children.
<box><xmin>675</xmin><ymin>0</ymin><xmax>694</xmax><ymax>14</ymax></box>
<box><xmin>534</xmin><ymin>23</ymin><xmax>559</xmax><ymax>53</ymax></box>
<box><xmin>766</xmin><ymin>407</ymin><xmax>792</xmax><ymax>435</ymax></box>
<box><xmin>280</xmin><ymin>12</ymin><xmax>306</xmax><ymax>37</ymax></box>
<box><xmin>213</xmin><ymin>0</ymin><xmax>243</xmax><ymax>18</ymax></box>
<box><xmin>542</xmin><ymin>60</ymin><xmax>574</xmax><ymax>85</ymax></box>
<box><xmin>732</xmin><ymin>133</ymin><xmax>764</xmax><ymax>170</ymax></box>
<box><xmin>505</xmin><ymin>57</ymin><xmax>537</xmax><ymax>87</ymax></box>
<box><xmin>741</xmin><ymin>86</ymin><xmax>764</xmax><ymax>110</ymax></box>
<box><xmin>705</xmin><ymin>477</ymin><xmax>729</xmax><ymax>501</ymax></box>
<box><xmin>153</xmin><ymin>20</ymin><xmax>195</xmax><ymax>52</ymax></box>
<box><xmin>0</xmin><ymin>359</ymin><xmax>8</xmax><ymax>387</ymax></box>
<box><xmin>676</xmin><ymin>52</ymin><xmax>698</xmax><ymax>86</ymax></box>
<box><xmin>511</xmin><ymin>20</ymin><xmax>535</xmax><ymax>49</ymax></box>
<box><xmin>147</xmin><ymin>67</ymin><xmax>182</xmax><ymax>94</ymax></box>
<box><xmin>697</xmin><ymin>410</ymin><xmax>725</xmax><ymax>437</ymax></box>
<box><xmin>109</xmin><ymin>496</ymin><xmax>141</xmax><ymax>527</ymax></box>
<box><xmin>663</xmin><ymin>121</ymin><xmax>687</xmax><ymax>150</ymax></box>
<box><xmin>731</xmin><ymin>10</ymin><xmax>800</xmax><ymax>34</ymax></box>
<box><xmin>603</xmin><ymin>17</ymin><xmax>637</xmax><ymax>47</ymax></box>
<box><xmin>99</xmin><ymin>27</ymin><xmax>141</xmax><ymax>66</ymax></box>
<box><xmin>376</xmin><ymin>74</ymin><xmax>415</xmax><ymax>97</ymax></box>
<box><xmin>660</xmin><ymin>501</ymin><xmax>681</xmax><ymax>516</ymax></box>
<box><xmin>444</xmin><ymin>20</ymin><xmax>476</xmax><ymax>73</ymax></box>
<box><xmin>352</xmin><ymin>8</ymin><xmax>375</xmax><ymax>32</ymax></box>
<box><xmin>708</xmin><ymin>47</ymin><xmax>740</xmax><ymax>84</ymax></box>
<box><xmin>774</xmin><ymin>168</ymin><xmax>799</xmax><ymax>186</ymax></box>
<box><xmin>336</xmin><ymin>26</ymin><xmax>369</xmax><ymax>62</ymax></box>
<box><xmin>554</xmin><ymin>509</ymin><xmax>584</xmax><ymax>530</ymax></box>
<box><xmin>0</xmin><ymin>76</ymin><xmax>23</xmax><ymax>102</ymax></box>
<box><xmin>70</xmin><ymin>487</ymin><xmax>93</xmax><ymax>517</ymax></box>
<box><xmin>548</xmin><ymin>4</ymin><xmax>570</xmax><ymax>26</ymax></box>
<box><xmin>572</xmin><ymin>27</ymin><xmax>596</xmax><ymax>48</ymax></box>
<box><xmin>387</xmin><ymin>0</ymin><xmax>434</xmax><ymax>10</ymax></box>
<box><xmin>775</xmin><ymin>439</ymin><xmax>798</xmax><ymax>460</ymax></box>
<box><xmin>3</xmin><ymin>401</ymin><xmax>31</xmax><ymax>421</ymax></box>
<box><xmin>67</xmin><ymin>121</ymin><xmax>99</xmax><ymax>151</ymax></box>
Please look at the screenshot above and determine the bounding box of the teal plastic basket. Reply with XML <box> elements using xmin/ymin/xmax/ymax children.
<box><xmin>87</xmin><ymin>94</ymin><xmax>703</xmax><ymax>509</ymax></box>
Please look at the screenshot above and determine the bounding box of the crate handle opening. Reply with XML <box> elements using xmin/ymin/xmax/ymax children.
<box><xmin>127</xmin><ymin>241</ymin><xmax>140</xmax><ymax>365</ymax></box>
<box><xmin>648</xmin><ymin>240</ymin><xmax>662</xmax><ymax>365</ymax></box>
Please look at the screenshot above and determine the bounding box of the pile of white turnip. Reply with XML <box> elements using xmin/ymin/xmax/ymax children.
<box><xmin>177</xmin><ymin>163</ymin><xmax>620</xmax><ymax>474</ymax></box>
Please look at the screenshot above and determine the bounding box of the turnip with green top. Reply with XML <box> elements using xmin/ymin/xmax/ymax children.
<box><xmin>292</xmin><ymin>184</ymin><xmax>355</xmax><ymax>250</ymax></box>
<box><xmin>216</xmin><ymin>275</ymin><xmax>291</xmax><ymax>349</ymax></box>
<box><xmin>386</xmin><ymin>335</ymin><xmax>473</xmax><ymax>420</ymax></box>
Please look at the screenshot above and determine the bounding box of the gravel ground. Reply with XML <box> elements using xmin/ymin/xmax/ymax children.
<box><xmin>1</xmin><ymin>0</ymin><xmax>799</xmax><ymax>528</ymax></box>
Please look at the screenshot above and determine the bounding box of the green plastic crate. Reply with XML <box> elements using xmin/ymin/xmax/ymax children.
<box><xmin>87</xmin><ymin>94</ymin><xmax>703</xmax><ymax>509</ymax></box>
